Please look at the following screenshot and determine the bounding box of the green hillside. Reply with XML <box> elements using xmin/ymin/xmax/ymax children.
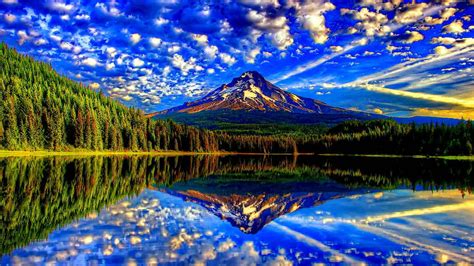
<box><xmin>0</xmin><ymin>43</ymin><xmax>220</xmax><ymax>152</ymax></box>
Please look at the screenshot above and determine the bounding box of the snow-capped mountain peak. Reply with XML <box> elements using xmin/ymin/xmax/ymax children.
<box><xmin>154</xmin><ymin>71</ymin><xmax>347</xmax><ymax>115</ymax></box>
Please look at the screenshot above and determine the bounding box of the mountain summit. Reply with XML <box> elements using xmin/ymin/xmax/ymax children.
<box><xmin>156</xmin><ymin>71</ymin><xmax>347</xmax><ymax>115</ymax></box>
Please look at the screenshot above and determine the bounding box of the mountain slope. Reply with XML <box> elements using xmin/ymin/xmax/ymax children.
<box><xmin>155</xmin><ymin>71</ymin><xmax>353</xmax><ymax>115</ymax></box>
<box><xmin>151</xmin><ymin>71</ymin><xmax>382</xmax><ymax>129</ymax></box>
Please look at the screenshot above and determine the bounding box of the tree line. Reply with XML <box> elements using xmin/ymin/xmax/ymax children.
<box><xmin>1</xmin><ymin>43</ymin><xmax>472</xmax><ymax>155</ymax></box>
<box><xmin>296</xmin><ymin>119</ymin><xmax>473</xmax><ymax>156</ymax></box>
<box><xmin>0</xmin><ymin>43</ymin><xmax>223</xmax><ymax>152</ymax></box>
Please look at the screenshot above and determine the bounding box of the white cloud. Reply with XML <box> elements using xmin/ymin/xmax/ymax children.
<box><xmin>394</xmin><ymin>3</ymin><xmax>429</xmax><ymax>24</ymax></box>
<box><xmin>149</xmin><ymin>37</ymin><xmax>162</xmax><ymax>48</ymax></box>
<box><xmin>204</xmin><ymin>45</ymin><xmax>218</xmax><ymax>59</ymax></box>
<box><xmin>2</xmin><ymin>0</ymin><xmax>18</xmax><ymax>4</ymax></box>
<box><xmin>424</xmin><ymin>7</ymin><xmax>458</xmax><ymax>25</ymax></box>
<box><xmin>191</xmin><ymin>34</ymin><xmax>208</xmax><ymax>45</ymax></box>
<box><xmin>162</xmin><ymin>66</ymin><xmax>171</xmax><ymax>76</ymax></box>
<box><xmin>342</xmin><ymin>7</ymin><xmax>389</xmax><ymax>37</ymax></box>
<box><xmin>95</xmin><ymin>2</ymin><xmax>121</xmax><ymax>17</ymax></box>
<box><xmin>171</xmin><ymin>54</ymin><xmax>203</xmax><ymax>75</ymax></box>
<box><xmin>81</xmin><ymin>57</ymin><xmax>99</xmax><ymax>67</ymax></box>
<box><xmin>239</xmin><ymin>0</ymin><xmax>280</xmax><ymax>8</ymax></box>
<box><xmin>89</xmin><ymin>82</ymin><xmax>100</xmax><ymax>89</ymax></box>
<box><xmin>207</xmin><ymin>68</ymin><xmax>215</xmax><ymax>74</ymax></box>
<box><xmin>167</xmin><ymin>45</ymin><xmax>180</xmax><ymax>54</ymax></box>
<box><xmin>290</xmin><ymin>1</ymin><xmax>336</xmax><ymax>44</ymax></box>
<box><xmin>132</xmin><ymin>58</ymin><xmax>145</xmax><ymax>68</ymax></box>
<box><xmin>330</xmin><ymin>46</ymin><xmax>343</xmax><ymax>53</ymax></box>
<box><xmin>75</xmin><ymin>14</ymin><xmax>90</xmax><ymax>21</ymax></box>
<box><xmin>106</xmin><ymin>62</ymin><xmax>115</xmax><ymax>70</ymax></box>
<box><xmin>154</xmin><ymin>17</ymin><xmax>169</xmax><ymax>26</ymax></box>
<box><xmin>443</xmin><ymin>20</ymin><xmax>466</xmax><ymax>34</ymax></box>
<box><xmin>245</xmin><ymin>47</ymin><xmax>261</xmax><ymax>64</ymax></box>
<box><xmin>34</xmin><ymin>38</ymin><xmax>48</xmax><ymax>46</ymax></box>
<box><xmin>59</xmin><ymin>41</ymin><xmax>73</xmax><ymax>50</ymax></box>
<box><xmin>219</xmin><ymin>53</ymin><xmax>236</xmax><ymax>66</ymax></box>
<box><xmin>46</xmin><ymin>1</ymin><xmax>75</xmax><ymax>13</ymax></box>
<box><xmin>386</xmin><ymin>44</ymin><xmax>400</xmax><ymax>53</ymax></box>
<box><xmin>4</xmin><ymin>13</ymin><xmax>16</xmax><ymax>23</ymax></box>
<box><xmin>431</xmin><ymin>37</ymin><xmax>474</xmax><ymax>48</ymax></box>
<box><xmin>130</xmin><ymin>33</ymin><xmax>141</xmax><ymax>45</ymax></box>
<box><xmin>434</xmin><ymin>46</ymin><xmax>448</xmax><ymax>55</ymax></box>
<box><xmin>246</xmin><ymin>10</ymin><xmax>293</xmax><ymax>50</ymax></box>
<box><xmin>403</xmin><ymin>31</ymin><xmax>424</xmax><ymax>43</ymax></box>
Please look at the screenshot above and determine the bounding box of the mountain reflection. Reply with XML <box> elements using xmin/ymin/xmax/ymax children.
<box><xmin>1</xmin><ymin>155</ymin><xmax>473</xmax><ymax>254</ymax></box>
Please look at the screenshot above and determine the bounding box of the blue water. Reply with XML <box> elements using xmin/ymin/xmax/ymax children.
<box><xmin>3</xmin><ymin>189</ymin><xmax>473</xmax><ymax>265</ymax></box>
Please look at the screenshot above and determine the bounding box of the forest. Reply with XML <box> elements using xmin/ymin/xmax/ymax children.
<box><xmin>1</xmin><ymin>43</ymin><xmax>472</xmax><ymax>156</ymax></box>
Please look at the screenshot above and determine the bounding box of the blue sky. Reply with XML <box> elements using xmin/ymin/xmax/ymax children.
<box><xmin>0</xmin><ymin>0</ymin><xmax>473</xmax><ymax>118</ymax></box>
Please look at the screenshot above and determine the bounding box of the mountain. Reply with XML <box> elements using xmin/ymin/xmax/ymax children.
<box><xmin>150</xmin><ymin>71</ymin><xmax>382</xmax><ymax>128</ymax></box>
<box><xmin>162</xmin><ymin>189</ymin><xmax>359</xmax><ymax>234</ymax></box>
<box><xmin>155</xmin><ymin>71</ymin><xmax>350</xmax><ymax>115</ymax></box>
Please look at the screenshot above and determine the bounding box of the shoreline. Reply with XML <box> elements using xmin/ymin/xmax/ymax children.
<box><xmin>0</xmin><ymin>150</ymin><xmax>473</xmax><ymax>160</ymax></box>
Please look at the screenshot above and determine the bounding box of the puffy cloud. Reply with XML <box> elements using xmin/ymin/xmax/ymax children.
<box><xmin>291</xmin><ymin>1</ymin><xmax>336</xmax><ymax>44</ymax></box>
<box><xmin>424</xmin><ymin>7</ymin><xmax>458</xmax><ymax>25</ymax></box>
<box><xmin>106</xmin><ymin>62</ymin><xmax>115</xmax><ymax>70</ymax></box>
<box><xmin>219</xmin><ymin>53</ymin><xmax>236</xmax><ymax>66</ymax></box>
<box><xmin>154</xmin><ymin>17</ymin><xmax>169</xmax><ymax>26</ymax></box>
<box><xmin>394</xmin><ymin>3</ymin><xmax>429</xmax><ymax>24</ymax></box>
<box><xmin>402</xmin><ymin>31</ymin><xmax>424</xmax><ymax>43</ymax></box>
<box><xmin>171</xmin><ymin>54</ymin><xmax>203</xmax><ymax>75</ymax></box>
<box><xmin>59</xmin><ymin>41</ymin><xmax>73</xmax><ymax>50</ymax></box>
<box><xmin>372</xmin><ymin>108</ymin><xmax>384</xmax><ymax>114</ymax></box>
<box><xmin>386</xmin><ymin>45</ymin><xmax>400</xmax><ymax>53</ymax></box>
<box><xmin>130</xmin><ymin>33</ymin><xmax>141</xmax><ymax>45</ymax></box>
<box><xmin>4</xmin><ymin>13</ymin><xmax>16</xmax><ymax>23</ymax></box>
<box><xmin>167</xmin><ymin>45</ymin><xmax>181</xmax><ymax>54</ymax></box>
<box><xmin>442</xmin><ymin>20</ymin><xmax>466</xmax><ymax>34</ymax></box>
<box><xmin>246</xmin><ymin>10</ymin><xmax>293</xmax><ymax>50</ymax></box>
<box><xmin>434</xmin><ymin>46</ymin><xmax>448</xmax><ymax>55</ymax></box>
<box><xmin>342</xmin><ymin>8</ymin><xmax>389</xmax><ymax>37</ymax></box>
<box><xmin>191</xmin><ymin>34</ymin><xmax>208</xmax><ymax>45</ymax></box>
<box><xmin>239</xmin><ymin>0</ymin><xmax>280</xmax><ymax>8</ymax></box>
<box><xmin>431</xmin><ymin>37</ymin><xmax>474</xmax><ymax>47</ymax></box>
<box><xmin>149</xmin><ymin>37</ymin><xmax>162</xmax><ymax>48</ymax></box>
<box><xmin>81</xmin><ymin>57</ymin><xmax>99</xmax><ymax>67</ymax></box>
<box><xmin>89</xmin><ymin>82</ymin><xmax>100</xmax><ymax>89</ymax></box>
<box><xmin>131</xmin><ymin>58</ymin><xmax>145</xmax><ymax>68</ymax></box>
<box><xmin>330</xmin><ymin>46</ymin><xmax>343</xmax><ymax>53</ymax></box>
<box><xmin>34</xmin><ymin>38</ymin><xmax>48</xmax><ymax>46</ymax></box>
<box><xmin>245</xmin><ymin>47</ymin><xmax>261</xmax><ymax>64</ymax></box>
<box><xmin>204</xmin><ymin>45</ymin><xmax>218</xmax><ymax>59</ymax></box>
<box><xmin>2</xmin><ymin>0</ymin><xmax>18</xmax><ymax>4</ymax></box>
<box><xmin>45</xmin><ymin>1</ymin><xmax>75</xmax><ymax>13</ymax></box>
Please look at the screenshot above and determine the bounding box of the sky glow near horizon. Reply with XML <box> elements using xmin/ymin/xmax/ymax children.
<box><xmin>0</xmin><ymin>0</ymin><xmax>473</xmax><ymax>118</ymax></box>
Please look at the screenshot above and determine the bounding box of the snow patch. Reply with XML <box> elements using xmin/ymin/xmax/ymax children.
<box><xmin>243</xmin><ymin>90</ymin><xmax>258</xmax><ymax>99</ymax></box>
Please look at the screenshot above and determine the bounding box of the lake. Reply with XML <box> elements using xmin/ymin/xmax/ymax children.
<box><xmin>1</xmin><ymin>155</ymin><xmax>473</xmax><ymax>265</ymax></box>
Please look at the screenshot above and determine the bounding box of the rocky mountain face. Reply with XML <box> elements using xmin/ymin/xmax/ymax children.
<box><xmin>153</xmin><ymin>71</ymin><xmax>349</xmax><ymax>115</ymax></box>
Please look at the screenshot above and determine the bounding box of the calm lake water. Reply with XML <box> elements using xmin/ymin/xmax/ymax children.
<box><xmin>1</xmin><ymin>155</ymin><xmax>473</xmax><ymax>265</ymax></box>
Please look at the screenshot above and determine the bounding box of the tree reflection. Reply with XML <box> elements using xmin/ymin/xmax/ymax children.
<box><xmin>1</xmin><ymin>155</ymin><xmax>473</xmax><ymax>254</ymax></box>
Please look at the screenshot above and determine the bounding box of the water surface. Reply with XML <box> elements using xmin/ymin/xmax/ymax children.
<box><xmin>1</xmin><ymin>155</ymin><xmax>473</xmax><ymax>265</ymax></box>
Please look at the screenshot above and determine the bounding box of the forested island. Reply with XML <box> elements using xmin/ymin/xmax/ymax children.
<box><xmin>1</xmin><ymin>43</ymin><xmax>472</xmax><ymax>156</ymax></box>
